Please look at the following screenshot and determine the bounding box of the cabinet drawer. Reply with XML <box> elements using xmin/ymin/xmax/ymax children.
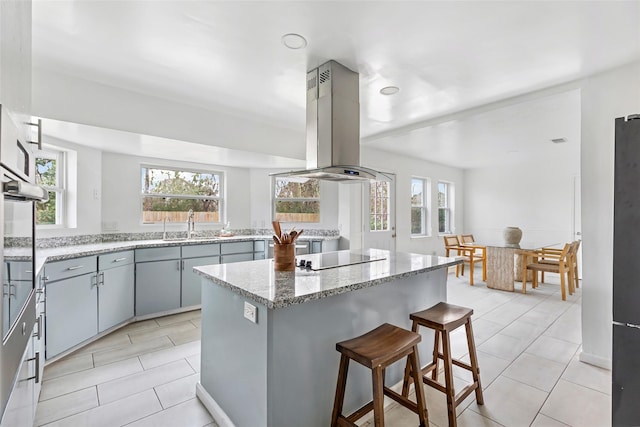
<box><xmin>221</xmin><ymin>253</ymin><xmax>254</xmax><ymax>264</ymax></box>
<box><xmin>135</xmin><ymin>247</ymin><xmax>181</xmax><ymax>262</ymax></box>
<box><xmin>182</xmin><ymin>243</ymin><xmax>221</xmax><ymax>259</ymax></box>
<box><xmin>46</xmin><ymin>256</ymin><xmax>97</xmax><ymax>282</ymax></box>
<box><xmin>7</xmin><ymin>260</ymin><xmax>33</xmax><ymax>281</ymax></box>
<box><xmin>99</xmin><ymin>250</ymin><xmax>134</xmax><ymax>271</ymax></box>
<box><xmin>220</xmin><ymin>241</ymin><xmax>254</xmax><ymax>255</ymax></box>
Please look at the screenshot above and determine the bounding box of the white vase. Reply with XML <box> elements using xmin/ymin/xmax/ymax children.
<box><xmin>503</xmin><ymin>226</ymin><xmax>523</xmax><ymax>247</ymax></box>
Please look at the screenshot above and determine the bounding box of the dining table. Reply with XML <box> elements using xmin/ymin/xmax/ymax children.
<box><xmin>462</xmin><ymin>242</ymin><xmax>559</xmax><ymax>292</ymax></box>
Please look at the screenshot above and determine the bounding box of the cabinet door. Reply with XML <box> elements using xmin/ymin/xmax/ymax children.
<box><xmin>311</xmin><ymin>240</ymin><xmax>322</xmax><ymax>254</ymax></box>
<box><xmin>46</xmin><ymin>274</ymin><xmax>98</xmax><ymax>358</ymax></box>
<box><xmin>1</xmin><ymin>338</ymin><xmax>35</xmax><ymax>427</ymax></box>
<box><xmin>98</xmin><ymin>264</ymin><xmax>134</xmax><ymax>332</ymax></box>
<box><xmin>181</xmin><ymin>256</ymin><xmax>219</xmax><ymax>307</ymax></box>
<box><xmin>135</xmin><ymin>260</ymin><xmax>181</xmax><ymax>316</ymax></box>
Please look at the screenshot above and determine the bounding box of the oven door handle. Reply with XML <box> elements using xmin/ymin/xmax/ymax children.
<box><xmin>4</xmin><ymin>180</ymin><xmax>49</xmax><ymax>202</ymax></box>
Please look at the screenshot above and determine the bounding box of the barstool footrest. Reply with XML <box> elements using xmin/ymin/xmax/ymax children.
<box><xmin>344</xmin><ymin>401</ymin><xmax>374</xmax><ymax>423</ymax></box>
<box><xmin>335</xmin><ymin>416</ymin><xmax>359</xmax><ymax>427</ymax></box>
<box><xmin>384</xmin><ymin>387</ymin><xmax>420</xmax><ymax>414</ymax></box>
<box><xmin>451</xmin><ymin>358</ymin><xmax>474</xmax><ymax>372</ymax></box>
<box><xmin>455</xmin><ymin>383</ymin><xmax>479</xmax><ymax>407</ymax></box>
<box><xmin>423</xmin><ymin>376</ymin><xmax>447</xmax><ymax>394</ymax></box>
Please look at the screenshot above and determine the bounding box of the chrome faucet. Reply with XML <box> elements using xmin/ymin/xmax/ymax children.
<box><xmin>163</xmin><ymin>216</ymin><xmax>168</xmax><ymax>240</ymax></box>
<box><xmin>187</xmin><ymin>209</ymin><xmax>195</xmax><ymax>239</ymax></box>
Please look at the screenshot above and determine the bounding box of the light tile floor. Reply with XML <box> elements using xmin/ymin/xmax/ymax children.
<box><xmin>36</xmin><ymin>272</ymin><xmax>611</xmax><ymax>427</ymax></box>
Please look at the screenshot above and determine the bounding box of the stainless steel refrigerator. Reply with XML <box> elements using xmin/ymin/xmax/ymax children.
<box><xmin>613</xmin><ymin>113</ymin><xmax>640</xmax><ymax>426</ymax></box>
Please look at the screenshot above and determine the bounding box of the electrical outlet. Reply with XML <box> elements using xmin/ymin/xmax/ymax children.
<box><xmin>244</xmin><ymin>301</ymin><xmax>257</xmax><ymax>323</ymax></box>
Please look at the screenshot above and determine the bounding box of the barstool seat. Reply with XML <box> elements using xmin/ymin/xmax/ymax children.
<box><xmin>402</xmin><ymin>302</ymin><xmax>484</xmax><ymax>427</ymax></box>
<box><xmin>331</xmin><ymin>323</ymin><xmax>429</xmax><ymax>427</ymax></box>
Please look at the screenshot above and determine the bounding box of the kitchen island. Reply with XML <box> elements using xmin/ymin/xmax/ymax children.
<box><xmin>194</xmin><ymin>249</ymin><xmax>460</xmax><ymax>427</ymax></box>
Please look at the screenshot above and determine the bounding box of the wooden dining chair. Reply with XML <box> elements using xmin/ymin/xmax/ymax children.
<box><xmin>443</xmin><ymin>236</ymin><xmax>463</xmax><ymax>277</ymax></box>
<box><xmin>442</xmin><ymin>236</ymin><xmax>483</xmax><ymax>286</ymax></box>
<box><xmin>538</xmin><ymin>240</ymin><xmax>580</xmax><ymax>291</ymax></box>
<box><xmin>521</xmin><ymin>243</ymin><xmax>574</xmax><ymax>300</ymax></box>
<box><xmin>458</xmin><ymin>234</ymin><xmax>487</xmax><ymax>282</ymax></box>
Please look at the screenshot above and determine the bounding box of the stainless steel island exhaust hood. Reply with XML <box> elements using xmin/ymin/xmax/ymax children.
<box><xmin>272</xmin><ymin>61</ymin><xmax>391</xmax><ymax>183</ymax></box>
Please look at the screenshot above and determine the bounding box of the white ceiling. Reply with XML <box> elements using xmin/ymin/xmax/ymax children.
<box><xmin>32</xmin><ymin>1</ymin><xmax>640</xmax><ymax>169</ymax></box>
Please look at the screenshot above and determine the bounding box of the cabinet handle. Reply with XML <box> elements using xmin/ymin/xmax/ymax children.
<box><xmin>181</xmin><ymin>260</ymin><xmax>185</xmax><ymax>271</ymax></box>
<box><xmin>91</xmin><ymin>274</ymin><xmax>98</xmax><ymax>287</ymax></box>
<box><xmin>177</xmin><ymin>261</ymin><xmax>181</xmax><ymax>271</ymax></box>
<box><xmin>99</xmin><ymin>272</ymin><xmax>105</xmax><ymax>287</ymax></box>
<box><xmin>25</xmin><ymin>352</ymin><xmax>40</xmax><ymax>383</ymax></box>
<box><xmin>113</xmin><ymin>258</ymin><xmax>127</xmax><ymax>263</ymax></box>
<box><xmin>25</xmin><ymin>270</ymin><xmax>32</xmax><ymax>274</ymax></box>
<box><xmin>26</xmin><ymin>119</ymin><xmax>42</xmax><ymax>151</ymax></box>
<box><xmin>32</xmin><ymin>315</ymin><xmax>42</xmax><ymax>340</ymax></box>
<box><xmin>67</xmin><ymin>265</ymin><xmax>84</xmax><ymax>271</ymax></box>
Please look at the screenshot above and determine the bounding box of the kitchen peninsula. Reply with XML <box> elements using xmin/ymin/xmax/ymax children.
<box><xmin>194</xmin><ymin>249</ymin><xmax>461</xmax><ymax>427</ymax></box>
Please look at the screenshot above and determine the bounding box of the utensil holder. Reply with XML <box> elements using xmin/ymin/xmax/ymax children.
<box><xmin>274</xmin><ymin>243</ymin><xmax>295</xmax><ymax>271</ymax></box>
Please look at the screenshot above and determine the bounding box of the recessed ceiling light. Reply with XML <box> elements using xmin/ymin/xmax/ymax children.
<box><xmin>551</xmin><ymin>138</ymin><xmax>567</xmax><ymax>144</ymax></box>
<box><xmin>380</xmin><ymin>86</ymin><xmax>400</xmax><ymax>95</ymax></box>
<box><xmin>281</xmin><ymin>33</ymin><xmax>307</xmax><ymax>50</ymax></box>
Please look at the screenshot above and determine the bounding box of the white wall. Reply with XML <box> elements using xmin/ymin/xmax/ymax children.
<box><xmin>101</xmin><ymin>153</ymin><xmax>252</xmax><ymax>234</ymax></box>
<box><xmin>463</xmin><ymin>149</ymin><xmax>580</xmax><ymax>248</ymax></box>
<box><xmin>463</xmin><ymin>89</ymin><xmax>581</xmax><ymax>248</ymax></box>
<box><xmin>32</xmin><ymin>67</ymin><xmax>304</xmax><ymax>161</ymax></box>
<box><xmin>361</xmin><ymin>147</ymin><xmax>465</xmax><ymax>255</ymax></box>
<box><xmin>249</xmin><ymin>168</ymin><xmax>340</xmax><ymax>231</ymax></box>
<box><xmin>37</xmin><ymin>136</ymin><xmax>103</xmax><ymax>237</ymax></box>
<box><xmin>580</xmin><ymin>61</ymin><xmax>640</xmax><ymax>368</ymax></box>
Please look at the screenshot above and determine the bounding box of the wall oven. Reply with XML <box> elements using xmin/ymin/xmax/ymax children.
<box><xmin>0</xmin><ymin>106</ymin><xmax>47</xmax><ymax>417</ymax></box>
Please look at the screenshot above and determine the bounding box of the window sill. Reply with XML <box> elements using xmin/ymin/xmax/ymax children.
<box><xmin>410</xmin><ymin>234</ymin><xmax>432</xmax><ymax>239</ymax></box>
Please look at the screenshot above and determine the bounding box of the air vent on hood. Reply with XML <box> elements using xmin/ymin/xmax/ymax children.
<box><xmin>272</xmin><ymin>60</ymin><xmax>391</xmax><ymax>183</ymax></box>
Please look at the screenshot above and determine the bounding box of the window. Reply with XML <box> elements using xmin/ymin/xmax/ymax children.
<box><xmin>273</xmin><ymin>177</ymin><xmax>320</xmax><ymax>222</ymax></box>
<box><xmin>411</xmin><ymin>177</ymin><xmax>429</xmax><ymax>235</ymax></box>
<box><xmin>36</xmin><ymin>149</ymin><xmax>65</xmax><ymax>226</ymax></box>
<box><xmin>370</xmin><ymin>181</ymin><xmax>390</xmax><ymax>231</ymax></box>
<box><xmin>141</xmin><ymin>166</ymin><xmax>222</xmax><ymax>224</ymax></box>
<box><xmin>438</xmin><ymin>181</ymin><xmax>452</xmax><ymax>234</ymax></box>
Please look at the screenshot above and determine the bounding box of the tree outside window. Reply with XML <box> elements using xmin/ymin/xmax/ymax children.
<box><xmin>273</xmin><ymin>177</ymin><xmax>320</xmax><ymax>222</ymax></box>
<box><xmin>36</xmin><ymin>149</ymin><xmax>65</xmax><ymax>226</ymax></box>
<box><xmin>370</xmin><ymin>181</ymin><xmax>390</xmax><ymax>231</ymax></box>
<box><xmin>141</xmin><ymin>166</ymin><xmax>222</xmax><ymax>224</ymax></box>
<box><xmin>411</xmin><ymin>178</ymin><xmax>429</xmax><ymax>235</ymax></box>
<box><xmin>438</xmin><ymin>181</ymin><xmax>452</xmax><ymax>234</ymax></box>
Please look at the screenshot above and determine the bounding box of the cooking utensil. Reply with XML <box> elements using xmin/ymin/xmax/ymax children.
<box><xmin>273</xmin><ymin>235</ymin><xmax>281</xmax><ymax>245</ymax></box>
<box><xmin>272</xmin><ymin>221</ymin><xmax>281</xmax><ymax>239</ymax></box>
<box><xmin>294</xmin><ymin>229</ymin><xmax>303</xmax><ymax>242</ymax></box>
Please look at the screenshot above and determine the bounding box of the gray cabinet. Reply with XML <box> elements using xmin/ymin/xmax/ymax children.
<box><xmin>135</xmin><ymin>247</ymin><xmax>181</xmax><ymax>316</ymax></box>
<box><xmin>180</xmin><ymin>243</ymin><xmax>220</xmax><ymax>307</ymax></box>
<box><xmin>310</xmin><ymin>239</ymin><xmax>339</xmax><ymax>253</ymax></box>
<box><xmin>98</xmin><ymin>251</ymin><xmax>134</xmax><ymax>333</ymax></box>
<box><xmin>45</xmin><ymin>271</ymin><xmax>98</xmax><ymax>358</ymax></box>
<box><xmin>1</xmin><ymin>336</ymin><xmax>35</xmax><ymax>427</ymax></box>
<box><xmin>220</xmin><ymin>241</ymin><xmax>261</xmax><ymax>264</ymax></box>
<box><xmin>181</xmin><ymin>256</ymin><xmax>219</xmax><ymax>307</ymax></box>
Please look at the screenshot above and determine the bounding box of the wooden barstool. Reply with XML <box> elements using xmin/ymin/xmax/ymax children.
<box><xmin>401</xmin><ymin>302</ymin><xmax>484</xmax><ymax>427</ymax></box>
<box><xmin>331</xmin><ymin>323</ymin><xmax>429</xmax><ymax>427</ymax></box>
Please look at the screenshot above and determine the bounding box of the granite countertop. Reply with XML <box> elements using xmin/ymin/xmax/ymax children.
<box><xmin>4</xmin><ymin>235</ymin><xmax>339</xmax><ymax>277</ymax></box>
<box><xmin>194</xmin><ymin>248</ymin><xmax>461</xmax><ymax>310</ymax></box>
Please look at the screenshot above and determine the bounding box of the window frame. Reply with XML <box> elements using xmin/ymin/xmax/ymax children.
<box><xmin>411</xmin><ymin>177</ymin><xmax>431</xmax><ymax>237</ymax></box>
<box><xmin>140</xmin><ymin>164</ymin><xmax>224</xmax><ymax>225</ymax></box>
<box><xmin>369</xmin><ymin>180</ymin><xmax>390</xmax><ymax>232</ymax></box>
<box><xmin>438</xmin><ymin>181</ymin><xmax>453</xmax><ymax>235</ymax></box>
<box><xmin>35</xmin><ymin>147</ymin><xmax>66</xmax><ymax>228</ymax></box>
<box><xmin>272</xmin><ymin>176</ymin><xmax>321</xmax><ymax>223</ymax></box>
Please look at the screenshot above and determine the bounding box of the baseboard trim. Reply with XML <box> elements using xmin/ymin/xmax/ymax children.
<box><xmin>196</xmin><ymin>382</ymin><xmax>236</xmax><ymax>427</ymax></box>
<box><xmin>579</xmin><ymin>351</ymin><xmax>612</xmax><ymax>370</ymax></box>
